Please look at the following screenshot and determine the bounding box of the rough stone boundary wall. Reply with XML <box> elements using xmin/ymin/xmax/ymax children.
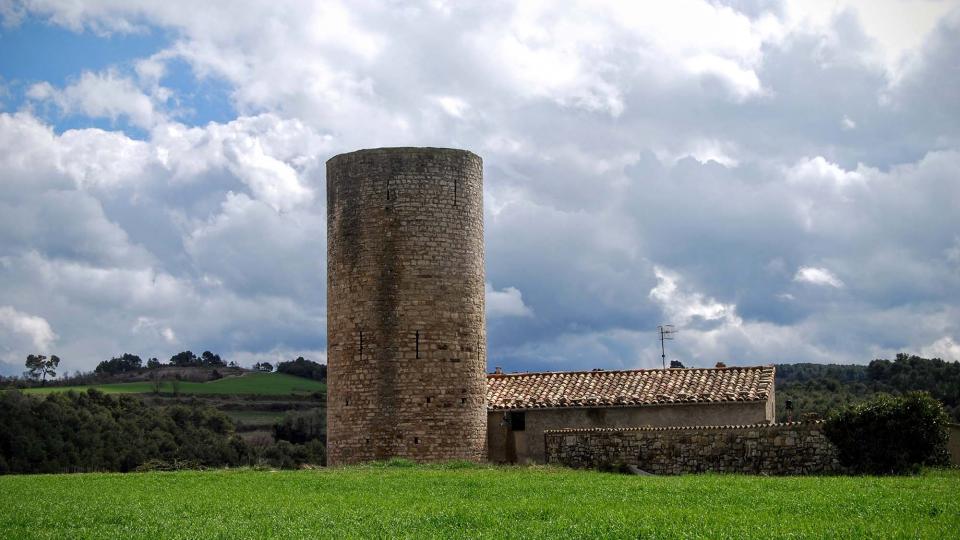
<box><xmin>545</xmin><ymin>422</ymin><xmax>841</xmax><ymax>475</ymax></box>
<box><xmin>948</xmin><ymin>423</ymin><xmax>960</xmax><ymax>467</ymax></box>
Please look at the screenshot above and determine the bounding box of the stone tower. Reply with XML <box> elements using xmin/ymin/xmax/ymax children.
<box><xmin>326</xmin><ymin>147</ymin><xmax>487</xmax><ymax>465</ymax></box>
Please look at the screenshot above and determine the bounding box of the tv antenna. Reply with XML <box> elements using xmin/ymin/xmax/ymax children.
<box><xmin>657</xmin><ymin>325</ymin><xmax>677</xmax><ymax>369</ymax></box>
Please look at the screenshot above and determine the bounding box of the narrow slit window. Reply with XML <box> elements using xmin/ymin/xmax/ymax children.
<box><xmin>359</xmin><ymin>330</ymin><xmax>363</xmax><ymax>360</ymax></box>
<box><xmin>415</xmin><ymin>330</ymin><xmax>420</xmax><ymax>359</ymax></box>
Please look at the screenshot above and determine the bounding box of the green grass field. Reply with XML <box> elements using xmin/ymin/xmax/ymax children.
<box><xmin>22</xmin><ymin>372</ymin><xmax>325</xmax><ymax>396</ymax></box>
<box><xmin>0</xmin><ymin>464</ymin><xmax>957</xmax><ymax>539</ymax></box>
<box><xmin>225</xmin><ymin>410</ymin><xmax>288</xmax><ymax>426</ymax></box>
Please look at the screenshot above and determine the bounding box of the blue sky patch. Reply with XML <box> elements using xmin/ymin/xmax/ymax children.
<box><xmin>160</xmin><ymin>57</ymin><xmax>236</xmax><ymax>126</ymax></box>
<box><xmin>0</xmin><ymin>16</ymin><xmax>235</xmax><ymax>133</ymax></box>
<box><xmin>0</xmin><ymin>19</ymin><xmax>166</xmax><ymax>87</ymax></box>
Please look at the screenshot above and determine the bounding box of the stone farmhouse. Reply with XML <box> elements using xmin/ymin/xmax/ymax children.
<box><xmin>486</xmin><ymin>365</ymin><xmax>775</xmax><ymax>463</ymax></box>
<box><xmin>324</xmin><ymin>146</ymin><xmax>788</xmax><ymax>469</ymax></box>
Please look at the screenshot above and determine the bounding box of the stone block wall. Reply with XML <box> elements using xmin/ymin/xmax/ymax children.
<box><xmin>326</xmin><ymin>147</ymin><xmax>487</xmax><ymax>465</ymax></box>
<box><xmin>545</xmin><ymin>422</ymin><xmax>841</xmax><ymax>475</ymax></box>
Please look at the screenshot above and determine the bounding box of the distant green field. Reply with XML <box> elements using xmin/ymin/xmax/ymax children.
<box><xmin>22</xmin><ymin>372</ymin><xmax>325</xmax><ymax>396</ymax></box>
<box><xmin>0</xmin><ymin>465</ymin><xmax>957</xmax><ymax>539</ymax></box>
<box><xmin>225</xmin><ymin>410</ymin><xmax>288</xmax><ymax>426</ymax></box>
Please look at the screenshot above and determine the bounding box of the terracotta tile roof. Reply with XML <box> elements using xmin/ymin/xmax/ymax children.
<box><xmin>486</xmin><ymin>366</ymin><xmax>774</xmax><ymax>410</ymax></box>
<box><xmin>543</xmin><ymin>420</ymin><xmax>817</xmax><ymax>434</ymax></box>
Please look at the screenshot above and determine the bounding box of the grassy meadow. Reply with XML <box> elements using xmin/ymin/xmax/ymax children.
<box><xmin>21</xmin><ymin>372</ymin><xmax>326</xmax><ymax>396</ymax></box>
<box><xmin>223</xmin><ymin>410</ymin><xmax>288</xmax><ymax>425</ymax></box>
<box><xmin>0</xmin><ymin>464</ymin><xmax>957</xmax><ymax>539</ymax></box>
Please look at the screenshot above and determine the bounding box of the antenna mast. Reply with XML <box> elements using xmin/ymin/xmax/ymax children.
<box><xmin>657</xmin><ymin>324</ymin><xmax>677</xmax><ymax>369</ymax></box>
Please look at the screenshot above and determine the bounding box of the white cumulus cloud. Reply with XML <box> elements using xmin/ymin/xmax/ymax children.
<box><xmin>920</xmin><ymin>336</ymin><xmax>960</xmax><ymax>361</ymax></box>
<box><xmin>1</xmin><ymin>1</ymin><xmax>959</xmax><ymax>373</ymax></box>
<box><xmin>486</xmin><ymin>283</ymin><xmax>534</xmax><ymax>319</ymax></box>
<box><xmin>787</xmin><ymin>156</ymin><xmax>870</xmax><ymax>188</ymax></box>
<box><xmin>649</xmin><ymin>267</ymin><xmax>740</xmax><ymax>327</ymax></box>
<box><xmin>27</xmin><ymin>70</ymin><xmax>164</xmax><ymax>129</ymax></box>
<box><xmin>794</xmin><ymin>266</ymin><xmax>845</xmax><ymax>288</ymax></box>
<box><xmin>0</xmin><ymin>305</ymin><xmax>57</xmax><ymax>352</ymax></box>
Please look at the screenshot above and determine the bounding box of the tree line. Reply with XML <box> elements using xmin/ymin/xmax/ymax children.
<box><xmin>1</xmin><ymin>351</ymin><xmax>328</xmax><ymax>389</ymax></box>
<box><xmin>776</xmin><ymin>354</ymin><xmax>960</xmax><ymax>422</ymax></box>
<box><xmin>96</xmin><ymin>350</ymin><xmax>233</xmax><ymax>375</ymax></box>
<box><xmin>0</xmin><ymin>389</ymin><xmax>325</xmax><ymax>475</ymax></box>
<box><xmin>275</xmin><ymin>356</ymin><xmax>327</xmax><ymax>381</ymax></box>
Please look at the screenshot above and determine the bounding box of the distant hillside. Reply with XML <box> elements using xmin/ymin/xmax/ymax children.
<box><xmin>23</xmin><ymin>372</ymin><xmax>326</xmax><ymax>397</ymax></box>
<box><xmin>775</xmin><ymin>354</ymin><xmax>960</xmax><ymax>422</ymax></box>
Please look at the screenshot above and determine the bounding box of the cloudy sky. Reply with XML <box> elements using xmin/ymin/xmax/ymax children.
<box><xmin>0</xmin><ymin>0</ymin><xmax>958</xmax><ymax>376</ymax></box>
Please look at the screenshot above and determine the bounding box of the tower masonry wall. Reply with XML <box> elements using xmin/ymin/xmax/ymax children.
<box><xmin>326</xmin><ymin>147</ymin><xmax>487</xmax><ymax>465</ymax></box>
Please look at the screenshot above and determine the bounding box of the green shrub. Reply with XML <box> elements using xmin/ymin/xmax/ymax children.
<box><xmin>824</xmin><ymin>391</ymin><xmax>950</xmax><ymax>474</ymax></box>
<box><xmin>0</xmin><ymin>389</ymin><xmax>251</xmax><ymax>474</ymax></box>
<box><xmin>269</xmin><ymin>408</ymin><xmax>326</xmax><ymax>466</ymax></box>
<box><xmin>273</xmin><ymin>408</ymin><xmax>325</xmax><ymax>445</ymax></box>
<box><xmin>260</xmin><ymin>439</ymin><xmax>325</xmax><ymax>469</ymax></box>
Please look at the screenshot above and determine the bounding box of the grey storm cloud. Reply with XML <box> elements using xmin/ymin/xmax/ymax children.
<box><xmin>0</xmin><ymin>1</ymin><xmax>958</xmax><ymax>373</ymax></box>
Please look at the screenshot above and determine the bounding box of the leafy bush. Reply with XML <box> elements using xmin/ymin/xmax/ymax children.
<box><xmin>260</xmin><ymin>439</ymin><xmax>326</xmax><ymax>469</ymax></box>
<box><xmin>273</xmin><ymin>408</ymin><xmax>326</xmax><ymax>445</ymax></box>
<box><xmin>823</xmin><ymin>391</ymin><xmax>950</xmax><ymax>474</ymax></box>
<box><xmin>271</xmin><ymin>408</ymin><xmax>326</xmax><ymax>466</ymax></box>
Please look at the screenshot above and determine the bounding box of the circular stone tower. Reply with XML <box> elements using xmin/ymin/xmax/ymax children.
<box><xmin>326</xmin><ymin>147</ymin><xmax>487</xmax><ymax>465</ymax></box>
